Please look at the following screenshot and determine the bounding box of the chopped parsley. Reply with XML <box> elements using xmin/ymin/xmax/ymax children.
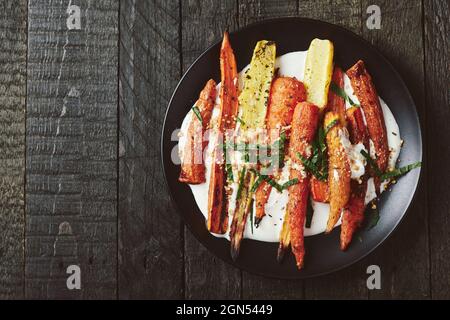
<box><xmin>192</xmin><ymin>105</ymin><xmax>202</xmax><ymax>123</ymax></box>
<box><xmin>330</xmin><ymin>82</ymin><xmax>359</xmax><ymax>107</ymax></box>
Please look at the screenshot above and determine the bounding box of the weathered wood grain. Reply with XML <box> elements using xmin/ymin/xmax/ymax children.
<box><xmin>425</xmin><ymin>0</ymin><xmax>450</xmax><ymax>299</ymax></box>
<box><xmin>238</xmin><ymin>0</ymin><xmax>298</xmax><ymax>26</ymax></box>
<box><xmin>0</xmin><ymin>0</ymin><xmax>27</xmax><ymax>299</ymax></box>
<box><xmin>118</xmin><ymin>0</ymin><xmax>183</xmax><ymax>299</ymax></box>
<box><xmin>298</xmin><ymin>0</ymin><xmax>362</xmax><ymax>34</ymax></box>
<box><xmin>181</xmin><ymin>0</ymin><xmax>241</xmax><ymax>299</ymax></box>
<box><xmin>361</xmin><ymin>0</ymin><xmax>429</xmax><ymax>299</ymax></box>
<box><xmin>26</xmin><ymin>0</ymin><xmax>118</xmax><ymax>299</ymax></box>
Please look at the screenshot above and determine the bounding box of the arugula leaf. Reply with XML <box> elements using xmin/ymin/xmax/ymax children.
<box><xmin>330</xmin><ymin>82</ymin><xmax>359</xmax><ymax>106</ymax></box>
<box><xmin>192</xmin><ymin>105</ymin><xmax>202</xmax><ymax>123</ymax></box>
<box><xmin>380</xmin><ymin>162</ymin><xmax>421</xmax><ymax>181</ymax></box>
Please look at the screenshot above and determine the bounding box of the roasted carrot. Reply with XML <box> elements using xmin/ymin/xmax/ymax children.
<box><xmin>347</xmin><ymin>60</ymin><xmax>389</xmax><ymax>191</ymax></box>
<box><xmin>340</xmin><ymin>184</ymin><xmax>366</xmax><ymax>250</ymax></box>
<box><xmin>207</xmin><ymin>32</ymin><xmax>238</xmax><ymax>234</ymax></box>
<box><xmin>307</xmin><ymin>65</ymin><xmax>344</xmax><ymax>207</ymax></box>
<box><xmin>277</xmin><ymin>213</ymin><xmax>290</xmax><ymax>263</ymax></box>
<box><xmin>179</xmin><ymin>79</ymin><xmax>216</xmax><ymax>184</ymax></box>
<box><xmin>310</xmin><ymin>176</ymin><xmax>329</xmax><ymax>203</ymax></box>
<box><xmin>254</xmin><ymin>77</ymin><xmax>307</xmax><ymax>225</ymax></box>
<box><xmin>327</xmin><ymin>66</ymin><xmax>346</xmax><ymax>125</ymax></box>
<box><xmin>347</xmin><ymin>106</ymin><xmax>369</xmax><ymax>147</ymax></box>
<box><xmin>340</xmin><ymin>107</ymin><xmax>370</xmax><ymax>250</ymax></box>
<box><xmin>286</xmin><ymin>102</ymin><xmax>319</xmax><ymax>269</ymax></box>
<box><xmin>325</xmin><ymin>112</ymin><xmax>351</xmax><ymax>233</ymax></box>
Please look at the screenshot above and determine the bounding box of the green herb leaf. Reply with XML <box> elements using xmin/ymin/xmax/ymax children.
<box><xmin>236</xmin><ymin>167</ymin><xmax>246</xmax><ymax>200</ymax></box>
<box><xmin>297</xmin><ymin>153</ymin><xmax>327</xmax><ymax>181</ymax></box>
<box><xmin>226</xmin><ymin>163</ymin><xmax>234</xmax><ymax>182</ymax></box>
<box><xmin>380</xmin><ymin>162</ymin><xmax>421</xmax><ymax>181</ymax></box>
<box><xmin>250</xmin><ymin>175</ymin><xmax>263</xmax><ymax>193</ymax></box>
<box><xmin>236</xmin><ymin>116</ymin><xmax>246</xmax><ymax>126</ymax></box>
<box><xmin>324</xmin><ymin>119</ymin><xmax>339</xmax><ymax>134</ymax></box>
<box><xmin>360</xmin><ymin>149</ymin><xmax>382</xmax><ymax>176</ymax></box>
<box><xmin>192</xmin><ymin>105</ymin><xmax>202</xmax><ymax>123</ymax></box>
<box><xmin>250</xmin><ymin>169</ymin><xmax>283</xmax><ymax>192</ymax></box>
<box><xmin>366</xmin><ymin>201</ymin><xmax>380</xmax><ymax>230</ymax></box>
<box><xmin>281</xmin><ymin>178</ymin><xmax>299</xmax><ymax>190</ymax></box>
<box><xmin>330</xmin><ymin>82</ymin><xmax>359</xmax><ymax>107</ymax></box>
<box><xmin>262</xmin><ymin>175</ymin><xmax>283</xmax><ymax>192</ymax></box>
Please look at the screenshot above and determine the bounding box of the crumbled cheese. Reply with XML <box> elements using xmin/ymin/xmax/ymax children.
<box><xmin>338</xmin><ymin>129</ymin><xmax>367</xmax><ymax>180</ymax></box>
<box><xmin>291</xmin><ymin>161</ymin><xmax>307</xmax><ymax>179</ymax></box>
<box><xmin>333</xmin><ymin>169</ymin><xmax>339</xmax><ymax>180</ymax></box>
<box><xmin>369</xmin><ymin>139</ymin><xmax>376</xmax><ymax>160</ymax></box>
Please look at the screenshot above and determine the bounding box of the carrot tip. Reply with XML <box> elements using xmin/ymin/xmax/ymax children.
<box><xmin>277</xmin><ymin>247</ymin><xmax>286</xmax><ymax>264</ymax></box>
<box><xmin>230</xmin><ymin>245</ymin><xmax>240</xmax><ymax>262</ymax></box>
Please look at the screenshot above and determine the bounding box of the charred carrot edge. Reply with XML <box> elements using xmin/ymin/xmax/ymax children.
<box><xmin>179</xmin><ymin>79</ymin><xmax>217</xmax><ymax>184</ymax></box>
<box><xmin>287</xmin><ymin>102</ymin><xmax>319</xmax><ymax>269</ymax></box>
<box><xmin>340</xmin><ymin>107</ymin><xmax>369</xmax><ymax>250</ymax></box>
<box><xmin>254</xmin><ymin>77</ymin><xmax>307</xmax><ymax>225</ymax></box>
<box><xmin>346</xmin><ymin>107</ymin><xmax>369</xmax><ymax>147</ymax></box>
<box><xmin>327</xmin><ymin>66</ymin><xmax>346</xmax><ymax>125</ymax></box>
<box><xmin>207</xmin><ymin>32</ymin><xmax>238</xmax><ymax>234</ymax></box>
<box><xmin>310</xmin><ymin>176</ymin><xmax>329</xmax><ymax>203</ymax></box>
<box><xmin>230</xmin><ymin>170</ymin><xmax>255</xmax><ymax>260</ymax></box>
<box><xmin>255</xmin><ymin>181</ymin><xmax>271</xmax><ymax>226</ymax></box>
<box><xmin>325</xmin><ymin>111</ymin><xmax>351</xmax><ymax>233</ymax></box>
<box><xmin>277</xmin><ymin>211</ymin><xmax>290</xmax><ymax>263</ymax></box>
<box><xmin>346</xmin><ymin>60</ymin><xmax>389</xmax><ymax>191</ymax></box>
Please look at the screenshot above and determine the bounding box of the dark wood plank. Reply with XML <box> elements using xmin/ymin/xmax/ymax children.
<box><xmin>361</xmin><ymin>0</ymin><xmax>429</xmax><ymax>299</ymax></box>
<box><xmin>296</xmin><ymin>0</ymin><xmax>368</xmax><ymax>299</ymax></box>
<box><xmin>118</xmin><ymin>0</ymin><xmax>183</xmax><ymax>299</ymax></box>
<box><xmin>238</xmin><ymin>0</ymin><xmax>298</xmax><ymax>26</ymax></box>
<box><xmin>425</xmin><ymin>0</ymin><xmax>450</xmax><ymax>300</ymax></box>
<box><xmin>181</xmin><ymin>0</ymin><xmax>241</xmax><ymax>300</ymax></box>
<box><xmin>298</xmin><ymin>0</ymin><xmax>362</xmax><ymax>34</ymax></box>
<box><xmin>26</xmin><ymin>0</ymin><xmax>118</xmax><ymax>299</ymax></box>
<box><xmin>0</xmin><ymin>0</ymin><xmax>27</xmax><ymax>299</ymax></box>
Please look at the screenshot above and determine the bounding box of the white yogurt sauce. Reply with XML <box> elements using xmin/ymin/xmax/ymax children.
<box><xmin>179</xmin><ymin>51</ymin><xmax>402</xmax><ymax>242</ymax></box>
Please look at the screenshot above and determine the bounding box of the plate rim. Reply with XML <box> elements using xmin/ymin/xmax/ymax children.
<box><xmin>160</xmin><ymin>17</ymin><xmax>423</xmax><ymax>279</ymax></box>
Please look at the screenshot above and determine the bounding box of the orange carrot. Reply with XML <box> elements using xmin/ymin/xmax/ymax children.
<box><xmin>254</xmin><ymin>77</ymin><xmax>306</xmax><ymax>225</ymax></box>
<box><xmin>207</xmin><ymin>32</ymin><xmax>238</xmax><ymax>234</ymax></box>
<box><xmin>179</xmin><ymin>79</ymin><xmax>216</xmax><ymax>184</ymax></box>
<box><xmin>286</xmin><ymin>102</ymin><xmax>319</xmax><ymax>269</ymax></box>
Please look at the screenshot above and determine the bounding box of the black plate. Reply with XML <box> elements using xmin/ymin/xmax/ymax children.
<box><xmin>161</xmin><ymin>18</ymin><xmax>422</xmax><ymax>279</ymax></box>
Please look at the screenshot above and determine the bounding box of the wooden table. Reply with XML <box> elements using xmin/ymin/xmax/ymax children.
<box><xmin>0</xmin><ymin>0</ymin><xmax>448</xmax><ymax>299</ymax></box>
